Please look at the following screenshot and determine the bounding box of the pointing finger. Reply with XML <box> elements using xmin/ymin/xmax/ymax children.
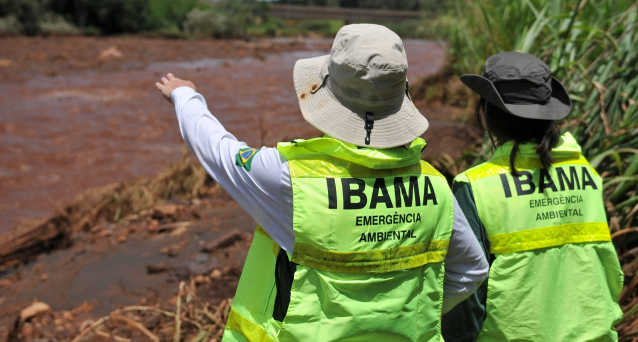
<box><xmin>167</xmin><ymin>73</ymin><xmax>175</xmax><ymax>80</ymax></box>
<box><xmin>161</xmin><ymin>76</ymin><xmax>169</xmax><ymax>84</ymax></box>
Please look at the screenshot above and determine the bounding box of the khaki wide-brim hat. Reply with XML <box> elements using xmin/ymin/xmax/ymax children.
<box><xmin>293</xmin><ymin>24</ymin><xmax>428</xmax><ymax>148</ymax></box>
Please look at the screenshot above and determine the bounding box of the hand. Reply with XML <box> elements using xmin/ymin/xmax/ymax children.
<box><xmin>155</xmin><ymin>73</ymin><xmax>196</xmax><ymax>102</ymax></box>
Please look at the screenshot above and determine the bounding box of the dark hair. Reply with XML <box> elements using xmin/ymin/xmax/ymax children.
<box><xmin>475</xmin><ymin>98</ymin><xmax>560</xmax><ymax>176</ymax></box>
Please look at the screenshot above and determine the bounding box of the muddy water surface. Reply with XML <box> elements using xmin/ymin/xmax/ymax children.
<box><xmin>0</xmin><ymin>38</ymin><xmax>447</xmax><ymax>233</ymax></box>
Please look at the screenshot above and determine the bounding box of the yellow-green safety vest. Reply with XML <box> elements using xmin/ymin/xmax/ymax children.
<box><xmin>455</xmin><ymin>132</ymin><xmax>624</xmax><ymax>341</ymax></box>
<box><xmin>223</xmin><ymin>137</ymin><xmax>454</xmax><ymax>342</ymax></box>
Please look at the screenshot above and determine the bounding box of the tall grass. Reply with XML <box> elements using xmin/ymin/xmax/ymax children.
<box><xmin>437</xmin><ymin>0</ymin><xmax>638</xmax><ymax>338</ymax></box>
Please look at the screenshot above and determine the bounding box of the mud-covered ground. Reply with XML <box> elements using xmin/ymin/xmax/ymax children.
<box><xmin>0</xmin><ymin>36</ymin><xmax>479</xmax><ymax>341</ymax></box>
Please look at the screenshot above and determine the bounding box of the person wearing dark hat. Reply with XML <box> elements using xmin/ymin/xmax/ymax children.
<box><xmin>156</xmin><ymin>24</ymin><xmax>488</xmax><ymax>341</ymax></box>
<box><xmin>442</xmin><ymin>51</ymin><xmax>624</xmax><ymax>341</ymax></box>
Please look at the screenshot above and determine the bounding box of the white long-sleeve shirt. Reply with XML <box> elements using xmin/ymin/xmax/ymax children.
<box><xmin>171</xmin><ymin>86</ymin><xmax>488</xmax><ymax>313</ymax></box>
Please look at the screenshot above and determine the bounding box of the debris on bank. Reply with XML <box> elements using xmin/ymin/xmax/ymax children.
<box><xmin>0</xmin><ymin>216</ymin><xmax>71</xmax><ymax>273</ymax></box>
<box><xmin>0</xmin><ymin>147</ymin><xmax>255</xmax><ymax>341</ymax></box>
<box><xmin>7</xmin><ymin>266</ymin><xmax>242</xmax><ymax>342</ymax></box>
<box><xmin>0</xmin><ymin>149</ymin><xmax>212</xmax><ymax>273</ymax></box>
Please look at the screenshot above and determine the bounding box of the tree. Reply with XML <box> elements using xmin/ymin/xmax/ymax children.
<box><xmin>49</xmin><ymin>0</ymin><xmax>151</xmax><ymax>34</ymax></box>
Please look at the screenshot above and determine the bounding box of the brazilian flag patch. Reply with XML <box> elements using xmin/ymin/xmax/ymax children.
<box><xmin>235</xmin><ymin>147</ymin><xmax>258</xmax><ymax>171</ymax></box>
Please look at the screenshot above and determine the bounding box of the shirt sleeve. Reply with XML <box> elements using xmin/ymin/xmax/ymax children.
<box><xmin>441</xmin><ymin>196</ymin><xmax>489</xmax><ymax>314</ymax></box>
<box><xmin>171</xmin><ymin>86</ymin><xmax>294</xmax><ymax>252</ymax></box>
<box><xmin>442</xmin><ymin>180</ymin><xmax>491</xmax><ymax>341</ymax></box>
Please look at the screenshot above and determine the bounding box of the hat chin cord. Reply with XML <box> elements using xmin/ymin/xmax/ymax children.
<box><xmin>310</xmin><ymin>74</ymin><xmax>375</xmax><ymax>146</ymax></box>
<box><xmin>362</xmin><ymin>81</ymin><xmax>408</xmax><ymax>145</ymax></box>
<box><xmin>475</xmin><ymin>98</ymin><xmax>498</xmax><ymax>152</ymax></box>
<box><xmin>364</xmin><ymin>112</ymin><xmax>374</xmax><ymax>145</ymax></box>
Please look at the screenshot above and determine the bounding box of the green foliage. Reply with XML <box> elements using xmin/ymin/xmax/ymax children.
<box><xmin>181</xmin><ymin>1</ymin><xmax>267</xmax><ymax>39</ymax></box>
<box><xmin>246</xmin><ymin>17</ymin><xmax>289</xmax><ymax>36</ymax></box>
<box><xmin>245</xmin><ymin>17</ymin><xmax>344</xmax><ymax>37</ymax></box>
<box><xmin>0</xmin><ymin>15</ymin><xmax>20</xmax><ymax>35</ymax></box>
<box><xmin>147</xmin><ymin>0</ymin><xmax>198</xmax><ymax>31</ymax></box>
<box><xmin>341</xmin><ymin>0</ymin><xmax>421</xmax><ymax>10</ymax></box>
<box><xmin>0</xmin><ymin>0</ymin><xmax>49</xmax><ymax>35</ymax></box>
<box><xmin>277</xmin><ymin>0</ymin><xmax>339</xmax><ymax>6</ymax></box>
<box><xmin>386</xmin><ymin>19</ymin><xmax>432</xmax><ymax>38</ymax></box>
<box><xmin>39</xmin><ymin>13</ymin><xmax>80</xmax><ymax>35</ymax></box>
<box><xmin>299</xmin><ymin>19</ymin><xmax>343</xmax><ymax>35</ymax></box>
<box><xmin>49</xmin><ymin>0</ymin><xmax>151</xmax><ymax>34</ymax></box>
<box><xmin>0</xmin><ymin>0</ymin><xmax>200</xmax><ymax>35</ymax></box>
<box><xmin>436</xmin><ymin>0</ymin><xmax>635</xmax><ymax>74</ymax></box>
<box><xmin>275</xmin><ymin>0</ymin><xmax>452</xmax><ymax>12</ymax></box>
<box><xmin>183</xmin><ymin>8</ymin><xmax>244</xmax><ymax>38</ymax></box>
<box><xmin>181</xmin><ymin>1</ymin><xmax>282</xmax><ymax>39</ymax></box>
<box><xmin>0</xmin><ymin>0</ymin><xmax>434</xmax><ymax>38</ymax></box>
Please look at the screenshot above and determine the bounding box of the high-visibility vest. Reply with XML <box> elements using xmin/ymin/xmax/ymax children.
<box><xmin>223</xmin><ymin>137</ymin><xmax>454</xmax><ymax>342</ymax></box>
<box><xmin>455</xmin><ymin>132</ymin><xmax>623</xmax><ymax>341</ymax></box>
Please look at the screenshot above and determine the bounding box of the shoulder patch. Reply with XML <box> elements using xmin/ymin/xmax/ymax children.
<box><xmin>235</xmin><ymin>147</ymin><xmax>258</xmax><ymax>171</ymax></box>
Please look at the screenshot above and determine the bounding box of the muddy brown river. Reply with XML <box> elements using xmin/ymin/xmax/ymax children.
<box><xmin>0</xmin><ymin>37</ymin><xmax>448</xmax><ymax>234</ymax></box>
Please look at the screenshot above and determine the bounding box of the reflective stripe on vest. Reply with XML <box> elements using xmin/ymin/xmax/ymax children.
<box><xmin>292</xmin><ymin>238</ymin><xmax>449</xmax><ymax>273</ymax></box>
<box><xmin>489</xmin><ymin>221</ymin><xmax>609</xmax><ymax>254</ymax></box>
<box><xmin>226</xmin><ymin>307</ymin><xmax>276</xmax><ymax>342</ymax></box>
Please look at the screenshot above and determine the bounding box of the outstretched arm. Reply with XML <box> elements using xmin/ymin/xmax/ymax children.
<box><xmin>155</xmin><ymin>74</ymin><xmax>294</xmax><ymax>252</ymax></box>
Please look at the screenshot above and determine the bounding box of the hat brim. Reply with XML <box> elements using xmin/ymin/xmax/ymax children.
<box><xmin>460</xmin><ymin>74</ymin><xmax>572</xmax><ymax>120</ymax></box>
<box><xmin>293</xmin><ymin>55</ymin><xmax>429</xmax><ymax>148</ymax></box>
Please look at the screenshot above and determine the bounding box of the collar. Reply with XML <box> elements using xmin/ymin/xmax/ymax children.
<box><xmin>278</xmin><ymin>136</ymin><xmax>426</xmax><ymax>170</ymax></box>
<box><xmin>492</xmin><ymin>132</ymin><xmax>582</xmax><ymax>160</ymax></box>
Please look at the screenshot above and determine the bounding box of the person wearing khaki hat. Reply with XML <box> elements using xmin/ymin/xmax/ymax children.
<box><xmin>442</xmin><ymin>51</ymin><xmax>623</xmax><ymax>341</ymax></box>
<box><xmin>293</xmin><ymin>24</ymin><xmax>428</xmax><ymax>148</ymax></box>
<box><xmin>156</xmin><ymin>24</ymin><xmax>487</xmax><ymax>341</ymax></box>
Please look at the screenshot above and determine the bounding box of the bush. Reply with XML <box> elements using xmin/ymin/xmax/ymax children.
<box><xmin>250</xmin><ymin>1</ymin><xmax>272</xmax><ymax>23</ymax></box>
<box><xmin>0</xmin><ymin>0</ymin><xmax>48</xmax><ymax>35</ymax></box>
<box><xmin>147</xmin><ymin>0</ymin><xmax>198</xmax><ymax>31</ymax></box>
<box><xmin>49</xmin><ymin>0</ymin><xmax>151</xmax><ymax>34</ymax></box>
<box><xmin>299</xmin><ymin>19</ymin><xmax>343</xmax><ymax>36</ymax></box>
<box><xmin>386</xmin><ymin>19</ymin><xmax>431</xmax><ymax>39</ymax></box>
<box><xmin>183</xmin><ymin>2</ymin><xmax>263</xmax><ymax>39</ymax></box>
<box><xmin>247</xmin><ymin>17</ymin><xmax>288</xmax><ymax>37</ymax></box>
<box><xmin>39</xmin><ymin>13</ymin><xmax>80</xmax><ymax>35</ymax></box>
<box><xmin>183</xmin><ymin>8</ymin><xmax>245</xmax><ymax>39</ymax></box>
<box><xmin>0</xmin><ymin>15</ymin><xmax>20</xmax><ymax>35</ymax></box>
<box><xmin>155</xmin><ymin>0</ymin><xmax>270</xmax><ymax>38</ymax></box>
